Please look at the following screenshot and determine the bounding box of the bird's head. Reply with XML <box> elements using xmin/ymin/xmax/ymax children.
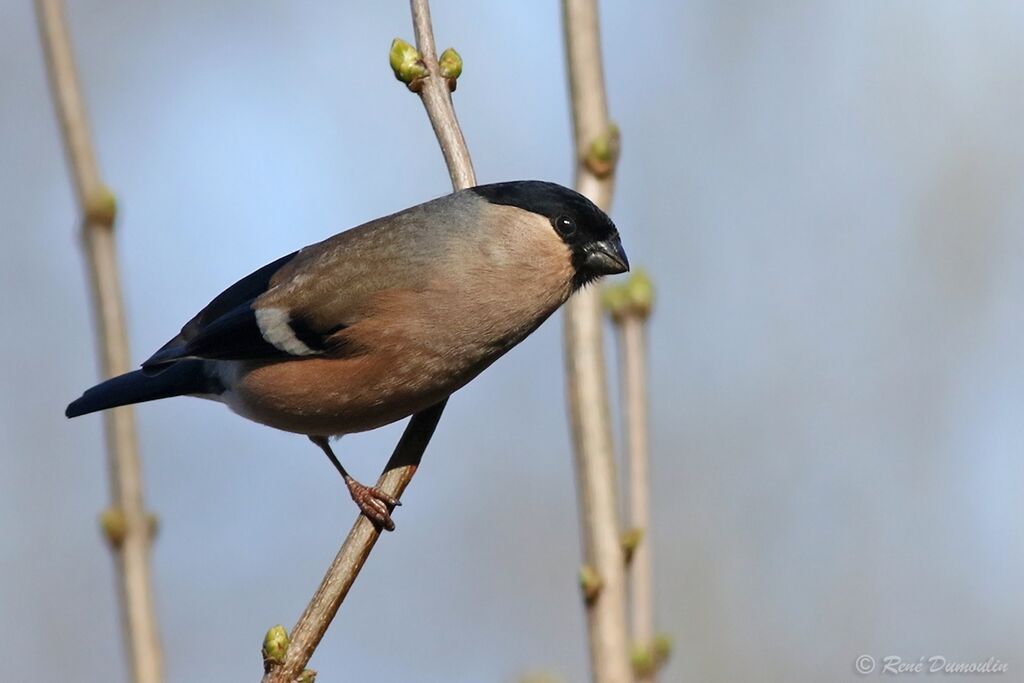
<box><xmin>470</xmin><ymin>180</ymin><xmax>629</xmax><ymax>290</ymax></box>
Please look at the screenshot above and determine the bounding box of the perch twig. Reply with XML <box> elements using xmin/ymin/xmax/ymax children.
<box><xmin>260</xmin><ymin>1</ymin><xmax>474</xmax><ymax>680</ymax></box>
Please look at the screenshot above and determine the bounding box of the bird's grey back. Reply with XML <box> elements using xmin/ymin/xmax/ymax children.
<box><xmin>280</xmin><ymin>190</ymin><xmax>484</xmax><ymax>281</ymax></box>
<box><xmin>259</xmin><ymin>189</ymin><xmax>492</xmax><ymax>326</ymax></box>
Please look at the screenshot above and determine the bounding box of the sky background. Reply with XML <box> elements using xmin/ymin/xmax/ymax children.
<box><xmin>2</xmin><ymin>1</ymin><xmax>1023</xmax><ymax>682</ymax></box>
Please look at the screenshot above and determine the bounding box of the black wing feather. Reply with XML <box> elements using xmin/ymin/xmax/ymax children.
<box><xmin>142</xmin><ymin>250</ymin><xmax>317</xmax><ymax>370</ymax></box>
<box><xmin>180</xmin><ymin>250</ymin><xmax>298</xmax><ymax>340</ymax></box>
<box><xmin>143</xmin><ymin>301</ymin><xmax>286</xmax><ymax>370</ymax></box>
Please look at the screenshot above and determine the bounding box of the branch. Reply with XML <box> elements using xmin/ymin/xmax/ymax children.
<box><xmin>261</xmin><ymin>1</ymin><xmax>474</xmax><ymax>680</ymax></box>
<box><xmin>607</xmin><ymin>273</ymin><xmax>661</xmax><ymax>681</ymax></box>
<box><xmin>262</xmin><ymin>403</ymin><xmax>445</xmax><ymax>683</ymax></box>
<box><xmin>35</xmin><ymin>2</ymin><xmax>163</xmax><ymax>682</ymax></box>
<box><xmin>409</xmin><ymin>0</ymin><xmax>476</xmax><ymax>188</ymax></box>
<box><xmin>623</xmin><ymin>315</ymin><xmax>653</xmax><ymax>680</ymax></box>
<box><xmin>560</xmin><ymin>1</ymin><xmax>633</xmax><ymax>682</ymax></box>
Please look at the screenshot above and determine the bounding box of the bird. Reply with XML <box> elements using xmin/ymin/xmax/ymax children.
<box><xmin>66</xmin><ymin>180</ymin><xmax>628</xmax><ymax>530</ymax></box>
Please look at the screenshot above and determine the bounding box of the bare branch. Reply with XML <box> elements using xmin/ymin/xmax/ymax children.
<box><xmin>409</xmin><ymin>0</ymin><xmax>476</xmax><ymax>188</ymax></box>
<box><xmin>35</xmin><ymin>2</ymin><xmax>163</xmax><ymax>682</ymax></box>
<box><xmin>561</xmin><ymin>0</ymin><xmax>634</xmax><ymax>682</ymax></box>
<box><xmin>606</xmin><ymin>273</ymin><xmax>658</xmax><ymax>679</ymax></box>
<box><xmin>621</xmin><ymin>314</ymin><xmax>653</xmax><ymax>680</ymax></box>
<box><xmin>262</xmin><ymin>404</ymin><xmax>445</xmax><ymax>683</ymax></box>
<box><xmin>261</xmin><ymin>1</ymin><xmax>474</xmax><ymax>679</ymax></box>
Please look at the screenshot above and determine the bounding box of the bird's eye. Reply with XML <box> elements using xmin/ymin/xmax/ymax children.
<box><xmin>554</xmin><ymin>215</ymin><xmax>577</xmax><ymax>237</ymax></box>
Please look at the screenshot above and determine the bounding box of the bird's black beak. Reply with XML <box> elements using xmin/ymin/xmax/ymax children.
<box><xmin>583</xmin><ymin>235</ymin><xmax>629</xmax><ymax>276</ymax></box>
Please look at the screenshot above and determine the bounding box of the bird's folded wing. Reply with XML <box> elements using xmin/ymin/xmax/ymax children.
<box><xmin>141</xmin><ymin>220</ymin><xmax>437</xmax><ymax>371</ymax></box>
<box><xmin>141</xmin><ymin>250</ymin><xmax>323</xmax><ymax>370</ymax></box>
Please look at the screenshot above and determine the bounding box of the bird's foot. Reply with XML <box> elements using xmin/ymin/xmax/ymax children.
<box><xmin>346</xmin><ymin>478</ymin><xmax>401</xmax><ymax>532</ymax></box>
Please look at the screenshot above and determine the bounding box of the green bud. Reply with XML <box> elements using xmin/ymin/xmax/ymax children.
<box><xmin>652</xmin><ymin>633</ymin><xmax>673</xmax><ymax>666</ymax></box>
<box><xmin>147</xmin><ymin>512</ymin><xmax>160</xmax><ymax>540</ymax></box>
<box><xmin>439</xmin><ymin>47</ymin><xmax>463</xmax><ymax>80</ymax></box>
<box><xmin>261</xmin><ymin>625</ymin><xmax>290</xmax><ymax>666</ymax></box>
<box><xmin>389</xmin><ymin>38</ymin><xmax>428</xmax><ymax>87</ymax></box>
<box><xmin>631</xmin><ymin>643</ymin><xmax>656</xmax><ymax>678</ymax></box>
<box><xmin>85</xmin><ymin>185</ymin><xmax>117</xmax><ymax>227</ymax></box>
<box><xmin>620</xmin><ymin>527</ymin><xmax>644</xmax><ymax>564</ymax></box>
<box><xmin>626</xmin><ymin>269</ymin><xmax>654</xmax><ymax>319</ymax></box>
<box><xmin>297</xmin><ymin>669</ymin><xmax>317</xmax><ymax>683</ymax></box>
<box><xmin>602</xmin><ymin>283</ymin><xmax>631</xmax><ymax>324</ymax></box>
<box><xmin>578</xmin><ymin>565</ymin><xmax>603</xmax><ymax>604</ymax></box>
<box><xmin>584</xmin><ymin>123</ymin><xmax>621</xmax><ymax>178</ymax></box>
<box><xmin>99</xmin><ymin>507</ymin><xmax>127</xmax><ymax>547</ymax></box>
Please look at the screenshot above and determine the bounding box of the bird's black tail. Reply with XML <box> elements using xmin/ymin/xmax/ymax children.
<box><xmin>66</xmin><ymin>360</ymin><xmax>219</xmax><ymax>418</ymax></box>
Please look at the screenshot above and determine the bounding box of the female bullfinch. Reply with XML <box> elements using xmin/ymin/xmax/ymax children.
<box><xmin>67</xmin><ymin>180</ymin><xmax>628</xmax><ymax>529</ymax></box>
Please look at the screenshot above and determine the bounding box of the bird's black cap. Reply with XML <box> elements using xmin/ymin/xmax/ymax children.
<box><xmin>471</xmin><ymin>180</ymin><xmax>628</xmax><ymax>287</ymax></box>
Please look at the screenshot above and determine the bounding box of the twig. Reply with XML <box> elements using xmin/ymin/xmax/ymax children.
<box><xmin>606</xmin><ymin>274</ymin><xmax>663</xmax><ymax>679</ymax></box>
<box><xmin>35</xmin><ymin>2</ymin><xmax>163</xmax><ymax>682</ymax></box>
<box><xmin>616</xmin><ymin>275</ymin><xmax>655</xmax><ymax>680</ymax></box>
<box><xmin>622</xmin><ymin>315</ymin><xmax>653</xmax><ymax>677</ymax></box>
<box><xmin>561</xmin><ymin>1</ymin><xmax>633</xmax><ymax>682</ymax></box>
<box><xmin>261</xmin><ymin>1</ymin><xmax>474</xmax><ymax>680</ymax></box>
<box><xmin>409</xmin><ymin>0</ymin><xmax>476</xmax><ymax>189</ymax></box>
<box><xmin>262</xmin><ymin>403</ymin><xmax>445</xmax><ymax>683</ymax></box>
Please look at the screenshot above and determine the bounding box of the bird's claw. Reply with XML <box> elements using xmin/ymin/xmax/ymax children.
<box><xmin>347</xmin><ymin>479</ymin><xmax>400</xmax><ymax>531</ymax></box>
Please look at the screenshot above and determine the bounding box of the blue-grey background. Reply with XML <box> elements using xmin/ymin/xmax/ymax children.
<box><xmin>2</xmin><ymin>1</ymin><xmax>1022</xmax><ymax>681</ymax></box>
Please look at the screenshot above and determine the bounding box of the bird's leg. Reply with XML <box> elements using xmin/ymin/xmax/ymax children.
<box><xmin>309</xmin><ymin>435</ymin><xmax>402</xmax><ymax>531</ymax></box>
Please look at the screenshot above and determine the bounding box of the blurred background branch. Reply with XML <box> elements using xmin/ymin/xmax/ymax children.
<box><xmin>35</xmin><ymin>2</ymin><xmax>163</xmax><ymax>682</ymax></box>
<box><xmin>606</xmin><ymin>273</ymin><xmax>666</xmax><ymax>681</ymax></box>
<box><xmin>260</xmin><ymin>1</ymin><xmax>475</xmax><ymax>680</ymax></box>
<box><xmin>561</xmin><ymin>0</ymin><xmax>633</xmax><ymax>682</ymax></box>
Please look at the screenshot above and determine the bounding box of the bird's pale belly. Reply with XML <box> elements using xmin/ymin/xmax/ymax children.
<box><xmin>215</xmin><ymin>349</ymin><xmax>487</xmax><ymax>437</ymax></box>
